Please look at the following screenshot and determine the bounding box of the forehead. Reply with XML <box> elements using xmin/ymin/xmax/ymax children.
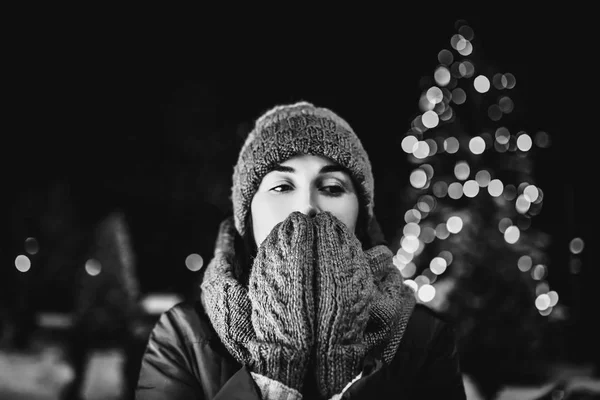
<box><xmin>279</xmin><ymin>154</ymin><xmax>337</xmax><ymax>169</ymax></box>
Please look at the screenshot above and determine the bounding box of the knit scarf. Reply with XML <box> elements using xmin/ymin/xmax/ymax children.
<box><xmin>200</xmin><ymin>217</ymin><xmax>416</xmax><ymax>389</ymax></box>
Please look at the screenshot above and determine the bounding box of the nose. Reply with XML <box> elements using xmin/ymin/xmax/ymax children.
<box><xmin>297</xmin><ymin>189</ymin><xmax>320</xmax><ymax>218</ymax></box>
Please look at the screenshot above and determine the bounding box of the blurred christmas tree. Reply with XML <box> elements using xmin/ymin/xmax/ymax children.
<box><xmin>390</xmin><ymin>19</ymin><xmax>567</xmax><ymax>399</ymax></box>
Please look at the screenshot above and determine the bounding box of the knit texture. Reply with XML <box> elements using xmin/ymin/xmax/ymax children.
<box><xmin>200</xmin><ymin>214</ymin><xmax>416</xmax><ymax>398</ymax></box>
<box><xmin>313</xmin><ymin>212</ymin><xmax>373</xmax><ymax>398</ymax></box>
<box><xmin>231</xmin><ymin>101</ymin><xmax>374</xmax><ymax>237</ymax></box>
<box><xmin>201</xmin><ymin>213</ymin><xmax>315</xmax><ymax>393</ymax></box>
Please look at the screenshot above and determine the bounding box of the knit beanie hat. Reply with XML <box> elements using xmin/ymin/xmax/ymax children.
<box><xmin>232</xmin><ymin>101</ymin><xmax>376</xmax><ymax>239</ymax></box>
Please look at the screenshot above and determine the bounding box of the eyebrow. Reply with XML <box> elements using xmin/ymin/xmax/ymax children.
<box><xmin>271</xmin><ymin>164</ymin><xmax>347</xmax><ymax>174</ymax></box>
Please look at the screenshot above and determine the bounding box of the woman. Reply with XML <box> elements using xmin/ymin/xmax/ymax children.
<box><xmin>136</xmin><ymin>101</ymin><xmax>467</xmax><ymax>399</ymax></box>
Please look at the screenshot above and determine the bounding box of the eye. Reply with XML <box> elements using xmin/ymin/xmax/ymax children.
<box><xmin>321</xmin><ymin>184</ymin><xmax>345</xmax><ymax>196</ymax></box>
<box><xmin>271</xmin><ymin>184</ymin><xmax>293</xmax><ymax>193</ymax></box>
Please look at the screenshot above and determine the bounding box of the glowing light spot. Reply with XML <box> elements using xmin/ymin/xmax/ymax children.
<box><xmin>403</xmin><ymin>222</ymin><xmax>421</xmax><ymax>238</ymax></box>
<box><xmin>404</xmin><ymin>279</ymin><xmax>418</xmax><ymax>292</ymax></box>
<box><xmin>535</xmin><ymin>294</ymin><xmax>551</xmax><ymax>310</ymax></box>
<box><xmin>418</xmin><ymin>284</ymin><xmax>436</xmax><ymax>302</ymax></box>
<box><xmin>458</xmin><ymin>41</ymin><xmax>473</xmax><ymax>56</ymax></box>
<box><xmin>448</xmin><ymin>182</ymin><xmax>463</xmax><ymax>199</ymax></box>
<box><xmin>185</xmin><ymin>253</ymin><xmax>204</xmax><ymax>271</ymax></box>
<box><xmin>536</xmin><ymin>282</ymin><xmax>550</xmax><ymax>296</ymax></box>
<box><xmin>396</xmin><ymin>248</ymin><xmax>414</xmax><ymax>264</ymax></box>
<box><xmin>488</xmin><ymin>179</ymin><xmax>504</xmax><ymax>197</ymax></box>
<box><xmin>504</xmin><ymin>225</ymin><xmax>520</xmax><ymax>244</ymax></box>
<box><xmin>429</xmin><ymin>257</ymin><xmax>448</xmax><ymax>275</ymax></box>
<box><xmin>422</xmin><ymin>110</ymin><xmax>439</xmax><ymax>128</ymax></box>
<box><xmin>444</xmin><ymin>137</ymin><xmax>460</xmax><ymax>153</ymax></box>
<box><xmin>458</xmin><ymin>25</ymin><xmax>474</xmax><ymax>41</ymax></box>
<box><xmin>404</xmin><ymin>209</ymin><xmax>422</xmax><ymax>224</ymax></box>
<box><xmin>426</xmin><ymin>87</ymin><xmax>444</xmax><ymax>104</ymax></box>
<box><xmin>420</xmin><ymin>164</ymin><xmax>434</xmax><ymax>179</ymax></box>
<box><xmin>504</xmin><ymin>73</ymin><xmax>516</xmax><ymax>89</ymax></box>
<box><xmin>454</xmin><ymin>161</ymin><xmax>470</xmax><ymax>180</ymax></box>
<box><xmin>419</xmin><ymin>93</ymin><xmax>435</xmax><ymax>112</ymax></box>
<box><xmin>495</xmin><ymin>127</ymin><xmax>510</xmax><ymax>144</ymax></box>
<box><xmin>439</xmin><ymin>250</ymin><xmax>453</xmax><ymax>265</ymax></box>
<box><xmin>534</xmin><ymin>131</ymin><xmax>551</xmax><ymax>148</ymax></box>
<box><xmin>415</xmin><ymin>275</ymin><xmax>430</xmax><ymax>287</ymax></box>
<box><xmin>532</xmin><ymin>264</ymin><xmax>546</xmax><ymax>280</ymax></box>
<box><xmin>474</xmin><ymin>75</ymin><xmax>490</xmax><ymax>93</ymax></box>
<box><xmin>417</xmin><ymin>196</ymin><xmax>436</xmax><ymax>214</ymax></box>
<box><xmin>25</xmin><ymin>237</ymin><xmax>39</xmax><ymax>255</ymax></box>
<box><xmin>461</xmin><ymin>61</ymin><xmax>476</xmax><ymax>78</ymax></box>
<box><xmin>463</xmin><ymin>180</ymin><xmax>479</xmax><ymax>198</ymax></box>
<box><xmin>420</xmin><ymin>226</ymin><xmax>436</xmax><ymax>243</ymax></box>
<box><xmin>410</xmin><ymin>169</ymin><xmax>428</xmax><ymax>189</ymax></box>
<box><xmin>548</xmin><ymin>291</ymin><xmax>559</xmax><ymax>306</ymax></box>
<box><xmin>503</xmin><ymin>184</ymin><xmax>517</xmax><ymax>201</ymax></box>
<box><xmin>517</xmin><ymin>133</ymin><xmax>533</xmax><ymax>151</ymax></box>
<box><xmin>401</xmin><ymin>262</ymin><xmax>417</xmax><ymax>279</ymax></box>
<box><xmin>438</xmin><ymin>49</ymin><xmax>454</xmax><ymax>65</ymax></box>
<box><xmin>434</xmin><ymin>66</ymin><xmax>451</xmax><ymax>87</ymax></box>
<box><xmin>475</xmin><ymin>170</ymin><xmax>491</xmax><ymax>187</ymax></box>
<box><xmin>469</xmin><ymin>137</ymin><xmax>486</xmax><ymax>155</ymax></box>
<box><xmin>498</xmin><ymin>218</ymin><xmax>512</xmax><ymax>233</ymax></box>
<box><xmin>401</xmin><ymin>135</ymin><xmax>418</xmax><ymax>153</ymax></box>
<box><xmin>515</xmin><ymin>194</ymin><xmax>531</xmax><ymax>214</ymax></box>
<box><xmin>85</xmin><ymin>258</ymin><xmax>102</xmax><ymax>276</ymax></box>
<box><xmin>432</xmin><ymin>181</ymin><xmax>448</xmax><ymax>198</ymax></box>
<box><xmin>518</xmin><ymin>255</ymin><xmax>533</xmax><ymax>272</ymax></box>
<box><xmin>15</xmin><ymin>255</ymin><xmax>31</xmax><ymax>272</ymax></box>
<box><xmin>493</xmin><ymin>73</ymin><xmax>506</xmax><ymax>89</ymax></box>
<box><xmin>524</xmin><ymin>185</ymin><xmax>539</xmax><ymax>202</ymax></box>
<box><xmin>435</xmin><ymin>223</ymin><xmax>450</xmax><ymax>240</ymax></box>
<box><xmin>401</xmin><ymin>236</ymin><xmax>420</xmax><ymax>254</ymax></box>
<box><xmin>413</xmin><ymin>141</ymin><xmax>431</xmax><ymax>159</ymax></box>
<box><xmin>569</xmin><ymin>237</ymin><xmax>584</xmax><ymax>254</ymax></box>
<box><xmin>499</xmin><ymin>96</ymin><xmax>514</xmax><ymax>113</ymax></box>
<box><xmin>447</xmin><ymin>216</ymin><xmax>463</xmax><ymax>234</ymax></box>
<box><xmin>451</xmin><ymin>88</ymin><xmax>466</xmax><ymax>105</ymax></box>
<box><xmin>425</xmin><ymin>139</ymin><xmax>438</xmax><ymax>156</ymax></box>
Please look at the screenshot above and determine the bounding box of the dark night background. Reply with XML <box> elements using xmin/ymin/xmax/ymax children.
<box><xmin>2</xmin><ymin>10</ymin><xmax>597</xmax><ymax>385</ymax></box>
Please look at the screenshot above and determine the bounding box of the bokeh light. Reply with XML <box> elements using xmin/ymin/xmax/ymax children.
<box><xmin>430</xmin><ymin>257</ymin><xmax>448</xmax><ymax>275</ymax></box>
<box><xmin>463</xmin><ymin>180</ymin><xmax>479</xmax><ymax>198</ymax></box>
<box><xmin>25</xmin><ymin>237</ymin><xmax>39</xmax><ymax>255</ymax></box>
<box><xmin>444</xmin><ymin>137</ymin><xmax>460</xmax><ymax>153</ymax></box>
<box><xmin>518</xmin><ymin>255</ymin><xmax>533</xmax><ymax>272</ymax></box>
<box><xmin>418</xmin><ymin>284</ymin><xmax>436</xmax><ymax>302</ymax></box>
<box><xmin>569</xmin><ymin>237</ymin><xmax>584</xmax><ymax>254</ymax></box>
<box><xmin>448</xmin><ymin>182</ymin><xmax>464</xmax><ymax>199</ymax></box>
<box><xmin>474</xmin><ymin>75</ymin><xmax>490</xmax><ymax>93</ymax></box>
<box><xmin>15</xmin><ymin>255</ymin><xmax>31</xmax><ymax>273</ymax></box>
<box><xmin>185</xmin><ymin>253</ymin><xmax>204</xmax><ymax>271</ymax></box>
<box><xmin>504</xmin><ymin>225</ymin><xmax>520</xmax><ymax>244</ymax></box>
<box><xmin>454</xmin><ymin>161</ymin><xmax>470</xmax><ymax>180</ymax></box>
<box><xmin>447</xmin><ymin>216</ymin><xmax>464</xmax><ymax>234</ymax></box>
<box><xmin>401</xmin><ymin>135</ymin><xmax>419</xmax><ymax>153</ymax></box>
<box><xmin>85</xmin><ymin>258</ymin><xmax>102</xmax><ymax>276</ymax></box>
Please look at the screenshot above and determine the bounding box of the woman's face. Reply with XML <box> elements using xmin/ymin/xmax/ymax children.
<box><xmin>250</xmin><ymin>154</ymin><xmax>360</xmax><ymax>247</ymax></box>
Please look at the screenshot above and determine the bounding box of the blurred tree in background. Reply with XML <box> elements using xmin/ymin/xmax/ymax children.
<box><xmin>388</xmin><ymin>19</ymin><xmax>570</xmax><ymax>399</ymax></box>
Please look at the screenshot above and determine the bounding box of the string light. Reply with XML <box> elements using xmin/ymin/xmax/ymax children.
<box><xmin>400</xmin><ymin>19</ymin><xmax>558</xmax><ymax>315</ymax></box>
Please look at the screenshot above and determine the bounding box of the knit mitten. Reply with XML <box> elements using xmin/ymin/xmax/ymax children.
<box><xmin>313</xmin><ymin>212</ymin><xmax>374</xmax><ymax>398</ymax></box>
<box><xmin>247</xmin><ymin>211</ymin><xmax>316</xmax><ymax>393</ymax></box>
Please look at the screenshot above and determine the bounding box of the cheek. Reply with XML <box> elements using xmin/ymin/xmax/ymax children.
<box><xmin>250</xmin><ymin>194</ymin><xmax>292</xmax><ymax>247</ymax></box>
<box><xmin>324</xmin><ymin>195</ymin><xmax>360</xmax><ymax>233</ymax></box>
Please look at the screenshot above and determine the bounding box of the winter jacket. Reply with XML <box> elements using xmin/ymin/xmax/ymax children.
<box><xmin>136</xmin><ymin>301</ymin><xmax>466</xmax><ymax>399</ymax></box>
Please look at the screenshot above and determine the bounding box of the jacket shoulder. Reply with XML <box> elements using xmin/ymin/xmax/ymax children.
<box><xmin>152</xmin><ymin>300</ymin><xmax>217</xmax><ymax>345</ymax></box>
